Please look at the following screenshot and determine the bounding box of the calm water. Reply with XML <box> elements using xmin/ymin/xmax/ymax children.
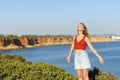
<box><xmin>2</xmin><ymin>41</ymin><xmax>120</xmax><ymax>77</ymax></box>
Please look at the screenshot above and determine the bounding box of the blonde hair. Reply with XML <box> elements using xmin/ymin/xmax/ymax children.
<box><xmin>80</xmin><ymin>23</ymin><xmax>89</xmax><ymax>37</ymax></box>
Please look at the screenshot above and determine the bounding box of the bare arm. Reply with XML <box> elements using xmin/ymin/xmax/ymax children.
<box><xmin>67</xmin><ymin>40</ymin><xmax>74</xmax><ymax>57</ymax></box>
<box><xmin>66</xmin><ymin>36</ymin><xmax>75</xmax><ymax>63</ymax></box>
<box><xmin>85</xmin><ymin>37</ymin><xmax>104</xmax><ymax>64</ymax></box>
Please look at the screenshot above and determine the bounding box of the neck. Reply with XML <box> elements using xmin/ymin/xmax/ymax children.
<box><xmin>78</xmin><ymin>33</ymin><xmax>83</xmax><ymax>35</ymax></box>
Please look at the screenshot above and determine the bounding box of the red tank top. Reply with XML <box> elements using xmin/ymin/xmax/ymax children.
<box><xmin>74</xmin><ymin>36</ymin><xmax>87</xmax><ymax>50</ymax></box>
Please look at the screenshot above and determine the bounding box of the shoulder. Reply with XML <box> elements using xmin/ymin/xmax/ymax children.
<box><xmin>73</xmin><ymin>35</ymin><xmax>77</xmax><ymax>40</ymax></box>
<box><xmin>84</xmin><ymin>36</ymin><xmax>90</xmax><ymax>42</ymax></box>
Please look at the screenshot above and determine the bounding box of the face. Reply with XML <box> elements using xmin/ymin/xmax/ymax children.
<box><xmin>77</xmin><ymin>24</ymin><xmax>84</xmax><ymax>33</ymax></box>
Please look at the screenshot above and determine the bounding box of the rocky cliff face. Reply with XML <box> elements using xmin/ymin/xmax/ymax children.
<box><xmin>0</xmin><ymin>35</ymin><xmax>114</xmax><ymax>50</ymax></box>
<box><xmin>0</xmin><ymin>36</ymin><xmax>73</xmax><ymax>50</ymax></box>
<box><xmin>89</xmin><ymin>36</ymin><xmax>114</xmax><ymax>42</ymax></box>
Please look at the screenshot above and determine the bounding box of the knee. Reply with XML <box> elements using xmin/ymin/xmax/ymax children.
<box><xmin>83</xmin><ymin>73</ymin><xmax>89</xmax><ymax>79</ymax></box>
<box><xmin>77</xmin><ymin>74</ymin><xmax>82</xmax><ymax>79</ymax></box>
<box><xmin>83</xmin><ymin>73</ymin><xmax>87</xmax><ymax>77</ymax></box>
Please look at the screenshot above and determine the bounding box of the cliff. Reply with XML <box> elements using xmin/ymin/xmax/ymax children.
<box><xmin>0</xmin><ymin>35</ymin><xmax>73</xmax><ymax>50</ymax></box>
<box><xmin>0</xmin><ymin>35</ymin><xmax>115</xmax><ymax>50</ymax></box>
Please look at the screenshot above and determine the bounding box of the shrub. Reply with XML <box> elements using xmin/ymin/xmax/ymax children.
<box><xmin>89</xmin><ymin>67</ymin><xmax>119</xmax><ymax>80</ymax></box>
<box><xmin>0</xmin><ymin>54</ymin><xmax>119</xmax><ymax>80</ymax></box>
<box><xmin>0</xmin><ymin>54</ymin><xmax>77</xmax><ymax>80</ymax></box>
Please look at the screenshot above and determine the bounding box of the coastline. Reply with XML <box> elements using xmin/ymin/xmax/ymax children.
<box><xmin>0</xmin><ymin>35</ymin><xmax>118</xmax><ymax>51</ymax></box>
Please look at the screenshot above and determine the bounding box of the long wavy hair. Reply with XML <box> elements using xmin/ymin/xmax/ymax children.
<box><xmin>80</xmin><ymin>23</ymin><xmax>89</xmax><ymax>37</ymax></box>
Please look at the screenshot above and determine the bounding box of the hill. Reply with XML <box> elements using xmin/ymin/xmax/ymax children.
<box><xmin>0</xmin><ymin>35</ymin><xmax>116</xmax><ymax>50</ymax></box>
<box><xmin>0</xmin><ymin>54</ymin><xmax>119</xmax><ymax>80</ymax></box>
<box><xmin>0</xmin><ymin>54</ymin><xmax>77</xmax><ymax>80</ymax></box>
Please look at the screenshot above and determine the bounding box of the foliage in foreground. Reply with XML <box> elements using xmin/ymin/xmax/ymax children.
<box><xmin>89</xmin><ymin>67</ymin><xmax>119</xmax><ymax>80</ymax></box>
<box><xmin>0</xmin><ymin>54</ymin><xmax>77</xmax><ymax>80</ymax></box>
<box><xmin>0</xmin><ymin>54</ymin><xmax>119</xmax><ymax>80</ymax></box>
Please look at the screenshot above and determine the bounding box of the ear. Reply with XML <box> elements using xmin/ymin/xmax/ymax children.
<box><xmin>82</xmin><ymin>27</ymin><xmax>85</xmax><ymax>30</ymax></box>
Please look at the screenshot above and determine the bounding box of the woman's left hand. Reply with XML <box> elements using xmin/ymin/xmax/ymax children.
<box><xmin>99</xmin><ymin>57</ymin><xmax>104</xmax><ymax>64</ymax></box>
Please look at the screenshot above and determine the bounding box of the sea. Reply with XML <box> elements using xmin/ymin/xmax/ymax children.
<box><xmin>1</xmin><ymin>41</ymin><xmax>120</xmax><ymax>77</ymax></box>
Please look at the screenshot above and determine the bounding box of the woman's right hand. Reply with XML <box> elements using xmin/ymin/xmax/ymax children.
<box><xmin>66</xmin><ymin>56</ymin><xmax>71</xmax><ymax>63</ymax></box>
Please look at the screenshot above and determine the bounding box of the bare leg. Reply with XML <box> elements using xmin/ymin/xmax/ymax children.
<box><xmin>82</xmin><ymin>69</ymin><xmax>89</xmax><ymax>80</ymax></box>
<box><xmin>76</xmin><ymin>69</ymin><xmax>83</xmax><ymax>80</ymax></box>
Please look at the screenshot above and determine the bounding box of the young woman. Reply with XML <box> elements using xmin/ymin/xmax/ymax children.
<box><xmin>66</xmin><ymin>23</ymin><xmax>104</xmax><ymax>80</ymax></box>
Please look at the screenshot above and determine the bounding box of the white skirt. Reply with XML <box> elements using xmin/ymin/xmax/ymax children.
<box><xmin>74</xmin><ymin>51</ymin><xmax>91</xmax><ymax>69</ymax></box>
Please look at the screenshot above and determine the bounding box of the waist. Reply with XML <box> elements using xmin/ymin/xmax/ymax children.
<box><xmin>74</xmin><ymin>49</ymin><xmax>86</xmax><ymax>53</ymax></box>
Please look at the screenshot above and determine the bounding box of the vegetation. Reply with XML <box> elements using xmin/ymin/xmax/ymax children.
<box><xmin>0</xmin><ymin>54</ymin><xmax>77</xmax><ymax>80</ymax></box>
<box><xmin>0</xmin><ymin>54</ymin><xmax>119</xmax><ymax>80</ymax></box>
<box><xmin>89</xmin><ymin>67</ymin><xmax>119</xmax><ymax>80</ymax></box>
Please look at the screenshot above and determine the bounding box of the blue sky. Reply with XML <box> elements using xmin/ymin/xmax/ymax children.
<box><xmin>0</xmin><ymin>0</ymin><xmax>120</xmax><ymax>35</ymax></box>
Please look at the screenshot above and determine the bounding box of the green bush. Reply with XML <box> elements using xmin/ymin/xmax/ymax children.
<box><xmin>0</xmin><ymin>54</ymin><xmax>119</xmax><ymax>80</ymax></box>
<box><xmin>89</xmin><ymin>67</ymin><xmax>119</xmax><ymax>80</ymax></box>
<box><xmin>95</xmin><ymin>72</ymin><xmax>119</xmax><ymax>80</ymax></box>
<box><xmin>0</xmin><ymin>54</ymin><xmax>77</xmax><ymax>80</ymax></box>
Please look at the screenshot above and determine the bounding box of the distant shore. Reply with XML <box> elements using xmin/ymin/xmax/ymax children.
<box><xmin>0</xmin><ymin>35</ymin><xmax>119</xmax><ymax>51</ymax></box>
